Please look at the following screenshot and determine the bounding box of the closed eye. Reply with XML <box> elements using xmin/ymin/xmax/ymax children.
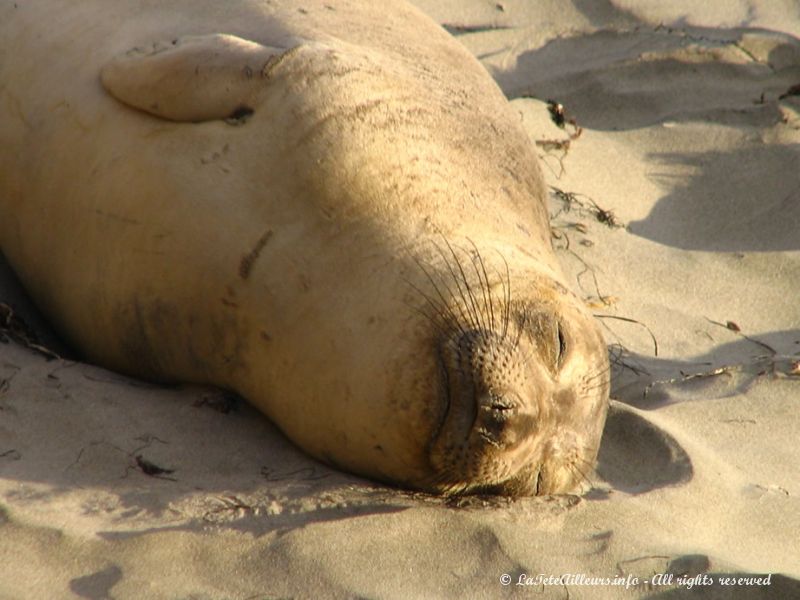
<box><xmin>556</xmin><ymin>321</ymin><xmax>567</xmax><ymax>369</ymax></box>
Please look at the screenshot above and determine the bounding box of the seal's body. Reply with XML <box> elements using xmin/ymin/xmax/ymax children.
<box><xmin>0</xmin><ymin>0</ymin><xmax>609</xmax><ymax>495</ymax></box>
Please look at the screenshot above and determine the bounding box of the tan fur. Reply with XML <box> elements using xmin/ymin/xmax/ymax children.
<box><xmin>0</xmin><ymin>0</ymin><xmax>609</xmax><ymax>495</ymax></box>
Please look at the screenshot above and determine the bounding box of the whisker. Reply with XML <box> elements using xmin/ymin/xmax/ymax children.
<box><xmin>466</xmin><ymin>238</ymin><xmax>495</xmax><ymax>333</ymax></box>
<box><xmin>582</xmin><ymin>373</ymin><xmax>611</xmax><ymax>390</ymax></box>
<box><xmin>575</xmin><ymin>450</ymin><xmax>598</xmax><ymax>467</ymax></box>
<box><xmin>568</xmin><ymin>462</ymin><xmax>595</xmax><ymax>489</ymax></box>
<box><xmin>410</xmin><ymin>256</ymin><xmax>468</xmax><ymax>337</ymax></box>
<box><xmin>434</xmin><ymin>241</ymin><xmax>478</xmax><ymax>332</ymax></box>
<box><xmin>511</xmin><ymin>310</ymin><xmax>526</xmax><ymax>352</ymax></box>
<box><xmin>493</xmin><ymin>250</ymin><xmax>512</xmax><ymax>341</ymax></box>
<box><xmin>582</xmin><ymin>360</ymin><xmax>613</xmax><ymax>383</ymax></box>
<box><xmin>441</xmin><ymin>237</ymin><xmax>484</xmax><ymax>332</ymax></box>
<box><xmin>581</xmin><ymin>381</ymin><xmax>610</xmax><ymax>394</ymax></box>
<box><xmin>403</xmin><ymin>286</ymin><xmax>452</xmax><ymax>338</ymax></box>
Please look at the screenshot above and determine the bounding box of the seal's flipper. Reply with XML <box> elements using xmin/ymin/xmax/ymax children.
<box><xmin>101</xmin><ymin>34</ymin><xmax>295</xmax><ymax>122</ymax></box>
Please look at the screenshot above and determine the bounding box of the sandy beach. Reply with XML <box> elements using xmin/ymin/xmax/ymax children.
<box><xmin>1</xmin><ymin>0</ymin><xmax>799</xmax><ymax>598</ymax></box>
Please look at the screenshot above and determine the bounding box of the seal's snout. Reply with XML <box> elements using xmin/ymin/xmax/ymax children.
<box><xmin>410</xmin><ymin>244</ymin><xmax>608</xmax><ymax>496</ymax></box>
<box><xmin>422</xmin><ymin>292</ymin><xmax>610</xmax><ymax>496</ymax></box>
<box><xmin>429</xmin><ymin>325</ymin><xmax>548</xmax><ymax>492</ymax></box>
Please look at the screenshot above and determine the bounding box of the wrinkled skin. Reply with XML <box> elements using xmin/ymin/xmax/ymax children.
<box><xmin>0</xmin><ymin>0</ymin><xmax>609</xmax><ymax>495</ymax></box>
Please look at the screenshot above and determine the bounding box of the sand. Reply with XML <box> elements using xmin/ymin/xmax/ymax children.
<box><xmin>1</xmin><ymin>1</ymin><xmax>799</xmax><ymax>598</ymax></box>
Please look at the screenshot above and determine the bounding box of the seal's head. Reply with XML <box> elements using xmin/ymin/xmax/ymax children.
<box><xmin>417</xmin><ymin>247</ymin><xmax>609</xmax><ymax>497</ymax></box>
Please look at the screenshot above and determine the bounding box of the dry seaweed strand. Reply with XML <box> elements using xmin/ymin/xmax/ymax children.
<box><xmin>641</xmin><ymin>319</ymin><xmax>800</xmax><ymax>401</ymax></box>
<box><xmin>705</xmin><ymin>318</ymin><xmax>777</xmax><ymax>355</ymax></box>
<box><xmin>0</xmin><ymin>302</ymin><xmax>60</xmax><ymax>361</ymax></box>
<box><xmin>559</xmin><ymin>245</ymin><xmax>616</xmax><ymax>308</ymax></box>
<box><xmin>519</xmin><ymin>98</ymin><xmax>584</xmax><ymax>179</ymax></box>
<box><xmin>548</xmin><ymin>188</ymin><xmax>620</xmax><ymax>307</ymax></box>
<box><xmin>121</xmin><ymin>435</ymin><xmax>177</xmax><ymax>481</ymax></box>
<box><xmin>641</xmin><ymin>365</ymin><xmax>741</xmax><ymax>402</ymax></box>
<box><xmin>545</xmin><ymin>99</ymin><xmax>584</xmax><ymax>139</ymax></box>
<box><xmin>550</xmin><ymin>187</ymin><xmax>623</xmax><ymax>229</ymax></box>
<box><xmin>193</xmin><ymin>389</ymin><xmax>241</xmax><ymax>413</ymax></box>
<box><xmin>261</xmin><ymin>465</ymin><xmax>331</xmax><ymax>482</ymax></box>
<box><xmin>607</xmin><ymin>342</ymin><xmax>650</xmax><ymax>377</ymax></box>
<box><xmin>569</xmin><ymin>248</ymin><xmax>604</xmax><ymax>301</ymax></box>
<box><xmin>706</xmin><ymin>318</ymin><xmax>800</xmax><ymax>378</ymax></box>
<box><xmin>594</xmin><ymin>314</ymin><xmax>659</xmax><ymax>357</ymax></box>
<box><xmin>135</xmin><ymin>454</ymin><xmax>176</xmax><ymax>478</ymax></box>
<box><xmin>0</xmin><ymin>366</ymin><xmax>17</xmax><ymax>399</ymax></box>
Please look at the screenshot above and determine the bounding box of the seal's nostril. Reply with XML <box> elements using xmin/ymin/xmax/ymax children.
<box><xmin>476</xmin><ymin>394</ymin><xmax>521</xmax><ymax>444</ymax></box>
<box><xmin>480</xmin><ymin>393</ymin><xmax>520</xmax><ymax>417</ymax></box>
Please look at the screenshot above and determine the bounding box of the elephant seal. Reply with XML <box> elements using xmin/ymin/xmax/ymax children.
<box><xmin>0</xmin><ymin>0</ymin><xmax>609</xmax><ymax>495</ymax></box>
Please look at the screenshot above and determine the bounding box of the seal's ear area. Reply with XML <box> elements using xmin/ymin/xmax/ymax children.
<box><xmin>100</xmin><ymin>33</ymin><xmax>295</xmax><ymax>122</ymax></box>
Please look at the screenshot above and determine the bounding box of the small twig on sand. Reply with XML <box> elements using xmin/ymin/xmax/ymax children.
<box><xmin>706</xmin><ymin>318</ymin><xmax>777</xmax><ymax>355</ymax></box>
